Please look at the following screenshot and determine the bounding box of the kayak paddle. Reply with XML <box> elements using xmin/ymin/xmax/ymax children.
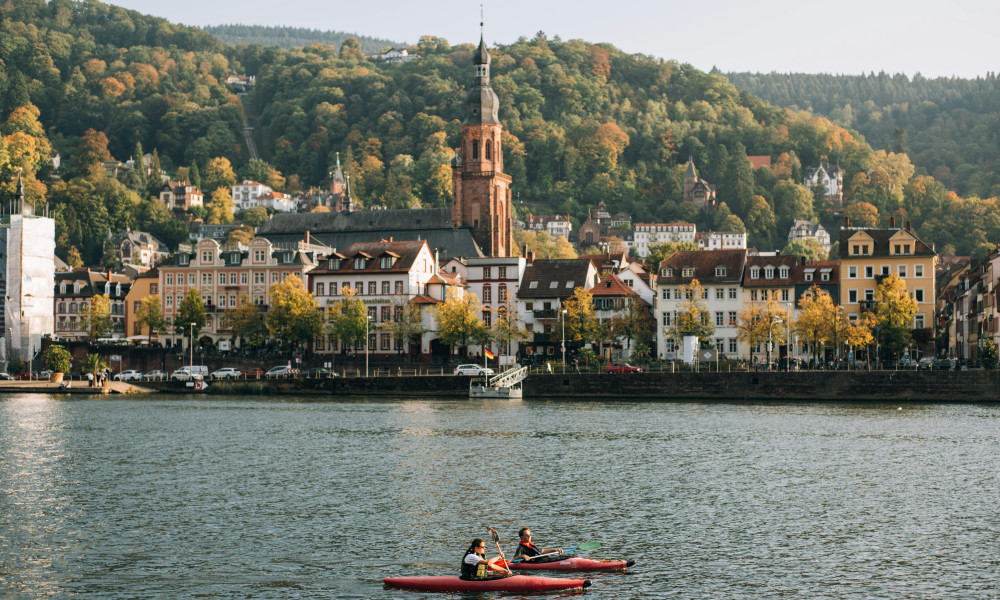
<box><xmin>511</xmin><ymin>542</ymin><xmax>601</xmax><ymax>563</ymax></box>
<box><xmin>486</xmin><ymin>526</ymin><xmax>513</xmax><ymax>574</ymax></box>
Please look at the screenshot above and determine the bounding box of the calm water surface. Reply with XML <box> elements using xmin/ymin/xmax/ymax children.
<box><xmin>1</xmin><ymin>394</ymin><xmax>997</xmax><ymax>599</ymax></box>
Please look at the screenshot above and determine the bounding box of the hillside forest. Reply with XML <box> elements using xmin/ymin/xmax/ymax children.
<box><xmin>1</xmin><ymin>0</ymin><xmax>999</xmax><ymax>267</ymax></box>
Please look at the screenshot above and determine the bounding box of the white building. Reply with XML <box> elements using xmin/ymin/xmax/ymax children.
<box><xmin>634</xmin><ymin>222</ymin><xmax>696</xmax><ymax>257</ymax></box>
<box><xmin>655</xmin><ymin>249</ymin><xmax>747</xmax><ymax>360</ymax></box>
<box><xmin>516</xmin><ymin>258</ymin><xmax>599</xmax><ymax>359</ymax></box>
<box><xmin>461</xmin><ymin>256</ymin><xmax>527</xmax><ymax>357</ymax></box>
<box><xmin>696</xmin><ymin>230</ymin><xmax>747</xmax><ymax>251</ymax></box>
<box><xmin>787</xmin><ymin>220</ymin><xmax>831</xmax><ymax>255</ymax></box>
<box><xmin>803</xmin><ymin>161</ymin><xmax>843</xmax><ymax>206</ymax></box>
<box><xmin>231</xmin><ymin>181</ymin><xmax>297</xmax><ymax>214</ymax></box>
<box><xmin>526</xmin><ymin>214</ymin><xmax>573</xmax><ymax>239</ymax></box>
<box><xmin>0</xmin><ymin>176</ymin><xmax>55</xmax><ymax>369</ymax></box>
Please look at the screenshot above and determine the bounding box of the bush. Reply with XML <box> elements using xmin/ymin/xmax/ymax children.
<box><xmin>42</xmin><ymin>345</ymin><xmax>72</xmax><ymax>373</ymax></box>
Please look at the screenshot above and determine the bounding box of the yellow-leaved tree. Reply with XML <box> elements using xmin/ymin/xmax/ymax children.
<box><xmin>737</xmin><ymin>298</ymin><xmax>789</xmax><ymax>365</ymax></box>
<box><xmin>875</xmin><ymin>274</ymin><xmax>918</xmax><ymax>363</ymax></box>
<box><xmin>667</xmin><ymin>279</ymin><xmax>714</xmax><ymax>348</ymax></box>
<box><xmin>267</xmin><ymin>274</ymin><xmax>322</xmax><ymax>353</ymax></box>
<box><xmin>432</xmin><ymin>292</ymin><xmax>490</xmax><ymax>357</ymax></box>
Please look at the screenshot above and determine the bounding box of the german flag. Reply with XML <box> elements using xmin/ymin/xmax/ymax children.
<box><xmin>484</xmin><ymin>349</ymin><xmax>495</xmax><ymax>360</ymax></box>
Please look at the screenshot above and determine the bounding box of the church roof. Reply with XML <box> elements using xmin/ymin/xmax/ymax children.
<box><xmin>473</xmin><ymin>34</ymin><xmax>491</xmax><ymax>65</ymax></box>
<box><xmin>256</xmin><ymin>207</ymin><xmax>484</xmax><ymax>261</ymax></box>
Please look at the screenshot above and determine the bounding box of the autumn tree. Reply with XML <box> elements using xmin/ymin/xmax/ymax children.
<box><xmin>737</xmin><ymin>298</ymin><xmax>788</xmax><ymax>365</ymax></box>
<box><xmin>562</xmin><ymin>287</ymin><xmax>599</xmax><ymax>348</ymax></box>
<box><xmin>203</xmin><ymin>157</ymin><xmax>237</xmax><ymax>194</ymax></box>
<box><xmin>379</xmin><ymin>298</ymin><xmax>427</xmax><ymax>354</ymax></box>
<box><xmin>328</xmin><ymin>288</ymin><xmax>370</xmax><ymax>352</ymax></box>
<box><xmin>207</xmin><ymin>186</ymin><xmax>234</xmax><ymax>224</ymax></box>
<box><xmin>267</xmin><ymin>275</ymin><xmax>322</xmax><ymax>352</ymax></box>
<box><xmin>488</xmin><ymin>304</ymin><xmax>531</xmax><ymax>356</ymax></box>
<box><xmin>646</xmin><ymin>241</ymin><xmax>698</xmax><ymax>270</ymax></box>
<box><xmin>783</xmin><ymin>238</ymin><xmax>825</xmax><ymax>263</ymax></box>
<box><xmin>795</xmin><ymin>285</ymin><xmax>841</xmax><ymax>364</ymax></box>
<box><xmin>432</xmin><ymin>292</ymin><xmax>490</xmax><ymax>357</ymax></box>
<box><xmin>73</xmin><ymin>128</ymin><xmax>112</xmax><ymax>176</ymax></box>
<box><xmin>667</xmin><ymin>279</ymin><xmax>715</xmax><ymax>347</ymax></box>
<box><xmin>874</xmin><ymin>274</ymin><xmax>918</xmax><ymax>363</ymax></box>
<box><xmin>240</xmin><ymin>206</ymin><xmax>269</xmax><ymax>228</ymax></box>
<box><xmin>845</xmin><ymin>201</ymin><xmax>880</xmax><ymax>227</ymax></box>
<box><xmin>84</xmin><ymin>294</ymin><xmax>113</xmax><ymax>340</ymax></box>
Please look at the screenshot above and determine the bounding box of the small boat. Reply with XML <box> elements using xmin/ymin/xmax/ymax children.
<box><xmin>500</xmin><ymin>557</ymin><xmax>636</xmax><ymax>571</ymax></box>
<box><xmin>469</xmin><ymin>365</ymin><xmax>528</xmax><ymax>399</ymax></box>
<box><xmin>383</xmin><ymin>574</ymin><xmax>591</xmax><ymax>593</ymax></box>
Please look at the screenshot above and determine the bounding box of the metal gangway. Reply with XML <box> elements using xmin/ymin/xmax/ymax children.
<box><xmin>488</xmin><ymin>366</ymin><xmax>528</xmax><ymax>389</ymax></box>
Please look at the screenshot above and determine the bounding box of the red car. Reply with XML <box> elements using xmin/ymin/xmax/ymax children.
<box><xmin>606</xmin><ymin>362</ymin><xmax>642</xmax><ymax>374</ymax></box>
<box><xmin>244</xmin><ymin>367</ymin><xmax>265</xmax><ymax>379</ymax></box>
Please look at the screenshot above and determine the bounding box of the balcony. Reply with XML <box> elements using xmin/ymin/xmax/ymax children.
<box><xmin>532</xmin><ymin>309</ymin><xmax>559</xmax><ymax>320</ymax></box>
<box><xmin>533</xmin><ymin>333</ymin><xmax>552</xmax><ymax>343</ymax></box>
<box><xmin>859</xmin><ymin>300</ymin><xmax>877</xmax><ymax>312</ymax></box>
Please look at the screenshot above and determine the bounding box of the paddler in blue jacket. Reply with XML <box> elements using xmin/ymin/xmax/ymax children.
<box><xmin>513</xmin><ymin>527</ymin><xmax>563</xmax><ymax>561</ymax></box>
<box><xmin>461</xmin><ymin>538</ymin><xmax>507</xmax><ymax>579</ymax></box>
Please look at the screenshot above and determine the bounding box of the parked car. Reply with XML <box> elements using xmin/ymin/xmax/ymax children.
<box><xmin>606</xmin><ymin>362</ymin><xmax>642</xmax><ymax>374</ymax></box>
<box><xmin>454</xmin><ymin>364</ymin><xmax>494</xmax><ymax>376</ymax></box>
<box><xmin>0</xmin><ymin>372</ymin><xmax>12</xmax><ymax>380</ymax></box>
<box><xmin>171</xmin><ymin>365</ymin><xmax>209</xmax><ymax>381</ymax></box>
<box><xmin>916</xmin><ymin>357</ymin><xmax>935</xmax><ymax>371</ymax></box>
<box><xmin>300</xmin><ymin>367</ymin><xmax>332</xmax><ymax>378</ymax></box>
<box><xmin>113</xmin><ymin>370</ymin><xmax>144</xmax><ymax>382</ymax></box>
<box><xmin>143</xmin><ymin>370</ymin><xmax>168</xmax><ymax>381</ymax></box>
<box><xmin>244</xmin><ymin>367</ymin><xmax>265</xmax><ymax>379</ymax></box>
<box><xmin>210</xmin><ymin>368</ymin><xmax>242</xmax><ymax>380</ymax></box>
<box><xmin>265</xmin><ymin>365</ymin><xmax>298</xmax><ymax>378</ymax></box>
<box><xmin>934</xmin><ymin>357</ymin><xmax>957</xmax><ymax>371</ymax></box>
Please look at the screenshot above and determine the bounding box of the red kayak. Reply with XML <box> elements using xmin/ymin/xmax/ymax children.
<box><xmin>383</xmin><ymin>574</ymin><xmax>591</xmax><ymax>592</ymax></box>
<box><xmin>500</xmin><ymin>557</ymin><xmax>636</xmax><ymax>571</ymax></box>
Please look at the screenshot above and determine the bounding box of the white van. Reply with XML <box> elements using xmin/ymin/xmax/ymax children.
<box><xmin>171</xmin><ymin>365</ymin><xmax>209</xmax><ymax>381</ymax></box>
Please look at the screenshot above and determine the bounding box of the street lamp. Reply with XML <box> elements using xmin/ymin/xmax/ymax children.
<box><xmin>785</xmin><ymin>302</ymin><xmax>793</xmax><ymax>372</ymax></box>
<box><xmin>189</xmin><ymin>321</ymin><xmax>194</xmax><ymax>370</ymax></box>
<box><xmin>833</xmin><ymin>306</ymin><xmax>845</xmax><ymax>368</ymax></box>
<box><xmin>561</xmin><ymin>309</ymin><xmax>567</xmax><ymax>374</ymax></box>
<box><xmin>365</xmin><ymin>314</ymin><xmax>372</xmax><ymax>377</ymax></box>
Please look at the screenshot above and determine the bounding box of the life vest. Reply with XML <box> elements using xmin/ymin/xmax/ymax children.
<box><xmin>517</xmin><ymin>541</ymin><xmax>540</xmax><ymax>557</ymax></box>
<box><xmin>461</xmin><ymin>551</ymin><xmax>487</xmax><ymax>580</ymax></box>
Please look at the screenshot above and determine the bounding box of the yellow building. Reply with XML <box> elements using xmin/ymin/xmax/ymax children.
<box><xmin>838</xmin><ymin>220</ymin><xmax>937</xmax><ymax>332</ymax></box>
<box><xmin>125</xmin><ymin>268</ymin><xmax>160</xmax><ymax>341</ymax></box>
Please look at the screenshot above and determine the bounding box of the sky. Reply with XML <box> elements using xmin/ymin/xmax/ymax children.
<box><xmin>108</xmin><ymin>0</ymin><xmax>998</xmax><ymax>78</ymax></box>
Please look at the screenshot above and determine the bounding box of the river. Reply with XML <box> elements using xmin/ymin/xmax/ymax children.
<box><xmin>1</xmin><ymin>394</ymin><xmax>997</xmax><ymax>599</ymax></box>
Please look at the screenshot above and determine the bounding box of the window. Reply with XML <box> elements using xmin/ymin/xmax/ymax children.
<box><xmin>230</xmin><ymin>273</ymin><xmax>237</xmax><ymax>284</ymax></box>
<box><xmin>230</xmin><ymin>295</ymin><xmax>237</xmax><ymax>307</ymax></box>
<box><xmin>729</xmin><ymin>288</ymin><xmax>737</xmax><ymax>299</ymax></box>
<box><xmin>898</xmin><ymin>265</ymin><xmax>907</xmax><ymax>278</ymax></box>
<box><xmin>781</xmin><ymin>289</ymin><xmax>789</xmax><ymax>301</ymax></box>
<box><xmin>682</xmin><ymin>267</ymin><xmax>693</xmax><ymax>277</ymax></box>
<box><xmin>779</xmin><ymin>267</ymin><xmax>789</xmax><ymax>279</ymax></box>
<box><xmin>716</xmin><ymin>311</ymin><xmax>724</xmax><ymax>326</ymax></box>
<box><xmin>915</xmin><ymin>265</ymin><xmax>924</xmax><ymax>277</ymax></box>
<box><xmin>150</xmin><ymin>284</ymin><xmax>158</xmax><ymax>294</ymax></box>
<box><xmin>482</xmin><ymin>310</ymin><xmax>491</xmax><ymax>327</ymax></box>
<box><xmin>328</xmin><ymin>258</ymin><xmax>342</xmax><ymax>270</ymax></box>
<box><xmin>852</xmin><ymin>244</ymin><xmax>859</xmax><ymax>255</ymax></box>
<box><xmin>849</xmin><ymin>290</ymin><xmax>858</xmax><ymax>303</ymax></box>
<box><xmin>317</xmin><ymin>283</ymin><xmax>325</xmax><ymax>296</ymax></box>
<box><xmin>865</xmin><ymin>289</ymin><xmax>874</xmax><ymax>301</ymax></box>
<box><xmin>750</xmin><ymin>267</ymin><xmax>760</xmax><ymax>279</ymax></box>
<box><xmin>499</xmin><ymin>284</ymin><xmax>508</xmax><ymax>303</ymax></box>
<box><xmin>356</xmin><ymin>281</ymin><xmax>364</xmax><ymax>295</ymax></box>
<box><xmin>821</xmin><ymin>272</ymin><xmax>830</xmax><ymax>282</ymax></box>
<box><xmin>849</xmin><ymin>266</ymin><xmax>858</xmax><ymax>278</ymax></box>
<box><xmin>915</xmin><ymin>313</ymin><xmax>925</xmax><ymax>328</ymax></box>
<box><xmin>498</xmin><ymin>267</ymin><xmax>507</xmax><ymax>279</ymax></box>
<box><xmin>254</xmin><ymin>272</ymin><xmax>265</xmax><ymax>284</ymax></box>
<box><xmin>354</xmin><ymin>258</ymin><xmax>366</xmax><ymax>270</ymax></box>
<box><xmin>728</xmin><ymin>311</ymin><xmax>737</xmax><ymax>326</ymax></box>
<box><xmin>716</xmin><ymin>288</ymin><xmax>724</xmax><ymax>299</ymax></box>
<box><xmin>483</xmin><ymin>285</ymin><xmax>492</xmax><ymax>303</ymax></box>
<box><xmin>764</xmin><ymin>267</ymin><xmax>774</xmax><ymax>279</ymax></box>
<box><xmin>395</xmin><ymin>281</ymin><xmax>403</xmax><ymax>294</ymax></box>
<box><xmin>368</xmin><ymin>307</ymin><xmax>377</xmax><ymax>321</ymax></box>
<box><xmin>166</xmin><ymin>274</ymin><xmax>173</xmax><ymax>285</ymax></box>
<box><xmin>483</xmin><ymin>266</ymin><xmax>492</xmax><ymax>279</ymax></box>
<box><xmin>201</xmin><ymin>273</ymin><xmax>212</xmax><ymax>285</ymax></box>
<box><xmin>380</xmin><ymin>256</ymin><xmax>394</xmax><ymax>269</ymax></box>
<box><xmin>271</xmin><ymin>273</ymin><xmax>279</xmax><ymax>283</ymax></box>
<box><xmin>381</xmin><ymin>335</ymin><xmax>391</xmax><ymax>350</ymax></box>
<box><xmin>254</xmin><ymin>250</ymin><xmax>265</xmax><ymax>262</ymax></box>
<box><xmin>179</xmin><ymin>254</ymin><xmax>189</xmax><ymax>266</ymax></box>
<box><xmin>915</xmin><ymin>289</ymin><xmax>924</xmax><ymax>302</ymax></box>
<box><xmin>368</xmin><ymin>282</ymin><xmax>377</xmax><ymax>295</ymax></box>
<box><xmin>715</xmin><ymin>266</ymin><xmax>727</xmax><ymax>277</ymax></box>
<box><xmin>381</xmin><ymin>306</ymin><xmax>390</xmax><ymax>322</ymax></box>
<box><xmin>381</xmin><ymin>281</ymin><xmax>390</xmax><ymax>294</ymax></box>
<box><xmin>729</xmin><ymin>338</ymin><xmax>738</xmax><ymax>354</ymax></box>
<box><xmin>165</xmin><ymin>296</ymin><xmax>173</xmax><ymax>308</ymax></box>
<box><xmin>188</xmin><ymin>274</ymin><xmax>195</xmax><ymax>285</ymax></box>
<box><xmin>662</xmin><ymin>313</ymin><xmax>672</xmax><ymax>326</ymax></box>
<box><xmin>218</xmin><ymin>273</ymin><xmax>225</xmax><ymax>284</ymax></box>
<box><xmin>241</xmin><ymin>273</ymin><xmax>248</xmax><ymax>285</ymax></box>
<box><xmin>865</xmin><ymin>266</ymin><xmax>874</xmax><ymax>278</ymax></box>
<box><xmin>805</xmin><ymin>272</ymin><xmax>813</xmax><ymax>282</ymax></box>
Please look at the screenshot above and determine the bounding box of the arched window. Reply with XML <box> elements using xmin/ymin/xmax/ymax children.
<box><xmin>485</xmin><ymin>140</ymin><xmax>492</xmax><ymax>159</ymax></box>
<box><xmin>472</xmin><ymin>141</ymin><xmax>479</xmax><ymax>159</ymax></box>
<box><xmin>498</xmin><ymin>283</ymin><xmax>507</xmax><ymax>303</ymax></box>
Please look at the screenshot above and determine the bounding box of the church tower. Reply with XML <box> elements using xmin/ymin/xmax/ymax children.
<box><xmin>451</xmin><ymin>32</ymin><xmax>513</xmax><ymax>257</ymax></box>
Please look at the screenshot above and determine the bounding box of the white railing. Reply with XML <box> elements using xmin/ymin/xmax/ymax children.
<box><xmin>488</xmin><ymin>366</ymin><xmax>528</xmax><ymax>388</ymax></box>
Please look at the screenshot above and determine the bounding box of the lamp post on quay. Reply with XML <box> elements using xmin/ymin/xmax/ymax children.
<box><xmin>561</xmin><ymin>309</ymin><xmax>567</xmax><ymax>374</ymax></box>
<box><xmin>365</xmin><ymin>314</ymin><xmax>372</xmax><ymax>377</ymax></box>
<box><xmin>785</xmin><ymin>302</ymin><xmax>793</xmax><ymax>372</ymax></box>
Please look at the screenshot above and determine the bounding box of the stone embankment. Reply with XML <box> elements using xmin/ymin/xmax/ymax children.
<box><xmin>130</xmin><ymin>371</ymin><xmax>1000</xmax><ymax>402</ymax></box>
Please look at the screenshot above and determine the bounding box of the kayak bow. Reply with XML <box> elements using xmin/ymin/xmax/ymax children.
<box><xmin>500</xmin><ymin>556</ymin><xmax>636</xmax><ymax>571</ymax></box>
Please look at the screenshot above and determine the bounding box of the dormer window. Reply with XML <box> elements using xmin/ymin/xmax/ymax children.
<box><xmin>73</xmin><ymin>281</ymin><xmax>81</xmax><ymax>294</ymax></box>
<box><xmin>380</xmin><ymin>256</ymin><xmax>395</xmax><ymax>269</ymax></box>
<box><xmin>115</xmin><ymin>283</ymin><xmax>122</xmax><ymax>296</ymax></box>
<box><xmin>179</xmin><ymin>254</ymin><xmax>189</xmax><ymax>266</ymax></box>
<box><xmin>750</xmin><ymin>267</ymin><xmax>760</xmax><ymax>279</ymax></box>
<box><xmin>328</xmin><ymin>258</ymin><xmax>342</xmax><ymax>270</ymax></box>
<box><xmin>715</xmin><ymin>266</ymin><xmax>728</xmax><ymax>277</ymax></box>
<box><xmin>661</xmin><ymin>267</ymin><xmax>674</xmax><ymax>277</ymax></box>
<box><xmin>201</xmin><ymin>251</ymin><xmax>212</xmax><ymax>264</ymax></box>
<box><xmin>104</xmin><ymin>282</ymin><xmax>111</xmax><ymax>295</ymax></box>
<box><xmin>354</xmin><ymin>257</ymin><xmax>366</xmax><ymax>270</ymax></box>
<box><xmin>60</xmin><ymin>282</ymin><xmax>66</xmax><ymax>294</ymax></box>
<box><xmin>805</xmin><ymin>272</ymin><xmax>814</xmax><ymax>282</ymax></box>
<box><xmin>779</xmin><ymin>267</ymin><xmax>789</xmax><ymax>279</ymax></box>
<box><xmin>764</xmin><ymin>267</ymin><xmax>774</xmax><ymax>279</ymax></box>
<box><xmin>682</xmin><ymin>266</ymin><xmax>693</xmax><ymax>277</ymax></box>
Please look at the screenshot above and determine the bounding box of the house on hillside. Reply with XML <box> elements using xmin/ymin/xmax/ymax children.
<box><xmin>803</xmin><ymin>160</ymin><xmax>843</xmax><ymax>206</ymax></box>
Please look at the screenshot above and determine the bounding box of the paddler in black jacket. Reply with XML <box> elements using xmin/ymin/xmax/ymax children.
<box><xmin>461</xmin><ymin>538</ymin><xmax>507</xmax><ymax>579</ymax></box>
<box><xmin>513</xmin><ymin>527</ymin><xmax>563</xmax><ymax>562</ymax></box>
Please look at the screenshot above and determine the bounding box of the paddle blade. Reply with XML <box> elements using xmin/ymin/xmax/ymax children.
<box><xmin>575</xmin><ymin>542</ymin><xmax>601</xmax><ymax>551</ymax></box>
<box><xmin>485</xmin><ymin>526</ymin><xmax>501</xmax><ymax>543</ymax></box>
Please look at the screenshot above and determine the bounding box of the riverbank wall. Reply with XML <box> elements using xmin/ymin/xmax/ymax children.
<box><xmin>136</xmin><ymin>371</ymin><xmax>1000</xmax><ymax>402</ymax></box>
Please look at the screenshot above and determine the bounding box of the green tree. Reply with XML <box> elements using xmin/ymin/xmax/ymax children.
<box><xmin>131</xmin><ymin>140</ymin><xmax>147</xmax><ymax>193</ymax></box>
<box><xmin>267</xmin><ymin>274</ymin><xmax>322</xmax><ymax>352</ymax></box>
<box><xmin>188</xmin><ymin>160</ymin><xmax>201</xmax><ymax>189</ymax></box>
<box><xmin>175</xmin><ymin>288</ymin><xmax>207</xmax><ymax>347</ymax></box>
<box><xmin>136</xmin><ymin>296</ymin><xmax>167</xmax><ymax>341</ymax></box>
<box><xmin>222</xmin><ymin>294</ymin><xmax>269</xmax><ymax>348</ymax></box>
<box><xmin>745</xmin><ymin>195</ymin><xmax>776</xmax><ymax>248</ymax></box>
<box><xmin>981</xmin><ymin>339</ymin><xmax>999</xmax><ymax>370</ymax></box>
<box><xmin>339</xmin><ymin>37</ymin><xmax>365</xmax><ymax>61</ymax></box>
<box><xmin>328</xmin><ymin>289</ymin><xmax>369</xmax><ymax>351</ymax></box>
<box><xmin>41</xmin><ymin>345</ymin><xmax>72</xmax><ymax>373</ymax></box>
<box><xmin>240</xmin><ymin>206</ymin><xmax>269</xmax><ymax>228</ymax></box>
<box><xmin>432</xmin><ymin>293</ymin><xmax>490</xmax><ymax>357</ymax></box>
<box><xmin>783</xmin><ymin>238</ymin><xmax>825</xmax><ymax>263</ymax></box>
<box><xmin>379</xmin><ymin>298</ymin><xmax>427</xmax><ymax>354</ymax></box>
<box><xmin>145</xmin><ymin>149</ymin><xmax>163</xmax><ymax>198</ymax></box>
<box><xmin>646</xmin><ymin>241</ymin><xmax>698</xmax><ymax>270</ymax></box>
<box><xmin>82</xmin><ymin>353</ymin><xmax>109</xmax><ymax>380</ymax></box>
<box><xmin>488</xmin><ymin>304</ymin><xmax>531</xmax><ymax>356</ymax></box>
<box><xmin>609</xmin><ymin>297</ymin><xmax>655</xmax><ymax>352</ymax></box>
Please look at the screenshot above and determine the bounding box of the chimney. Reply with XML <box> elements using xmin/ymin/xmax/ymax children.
<box><xmin>305</xmin><ymin>230</ymin><xmax>310</xmax><ymax>245</ymax></box>
<box><xmin>434</xmin><ymin>249</ymin><xmax>439</xmax><ymax>273</ymax></box>
<box><xmin>844</xmin><ymin>216</ymin><xmax>851</xmax><ymax>228</ymax></box>
<box><xmin>526</xmin><ymin>250</ymin><xmax>535</xmax><ymax>265</ymax></box>
<box><xmin>889</xmin><ymin>216</ymin><xmax>895</xmax><ymax>228</ymax></box>
<box><xmin>905</xmin><ymin>221</ymin><xmax>911</xmax><ymax>231</ymax></box>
